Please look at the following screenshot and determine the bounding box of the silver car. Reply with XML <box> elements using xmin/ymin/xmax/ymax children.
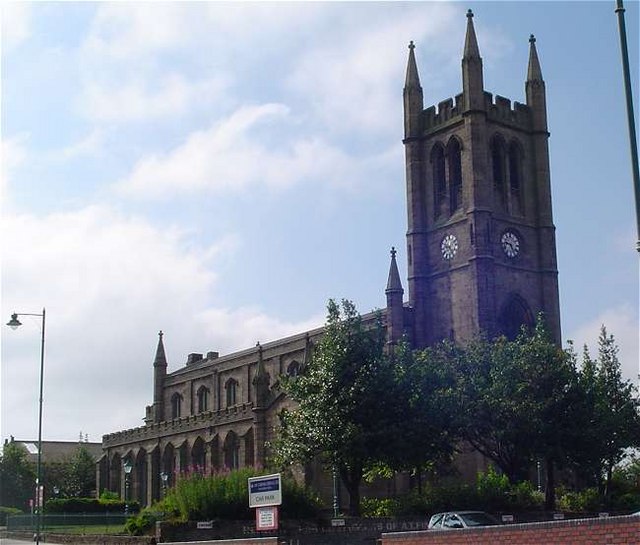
<box><xmin>428</xmin><ymin>511</ymin><xmax>500</xmax><ymax>530</ymax></box>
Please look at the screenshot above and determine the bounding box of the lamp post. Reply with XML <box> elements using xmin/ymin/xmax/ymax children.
<box><xmin>7</xmin><ymin>309</ymin><xmax>46</xmax><ymax>545</ymax></box>
<box><xmin>160</xmin><ymin>471</ymin><xmax>169</xmax><ymax>498</ymax></box>
<box><xmin>123</xmin><ymin>460</ymin><xmax>133</xmax><ymax>516</ymax></box>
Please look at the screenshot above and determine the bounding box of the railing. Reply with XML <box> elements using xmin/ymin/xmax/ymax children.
<box><xmin>7</xmin><ymin>513</ymin><xmax>129</xmax><ymax>535</ymax></box>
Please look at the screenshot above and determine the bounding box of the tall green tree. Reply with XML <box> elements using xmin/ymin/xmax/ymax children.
<box><xmin>576</xmin><ymin>327</ymin><xmax>640</xmax><ymax>505</ymax></box>
<box><xmin>381</xmin><ymin>341</ymin><xmax>462</xmax><ymax>490</ymax></box>
<box><xmin>449</xmin><ymin>317</ymin><xmax>580</xmax><ymax>509</ymax></box>
<box><xmin>271</xmin><ymin>299</ymin><xmax>395</xmax><ymax>515</ymax></box>
<box><xmin>0</xmin><ymin>441</ymin><xmax>36</xmax><ymax>509</ymax></box>
<box><xmin>64</xmin><ymin>445</ymin><xmax>97</xmax><ymax>497</ymax></box>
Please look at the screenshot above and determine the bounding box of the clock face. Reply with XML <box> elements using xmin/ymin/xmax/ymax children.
<box><xmin>501</xmin><ymin>231</ymin><xmax>520</xmax><ymax>258</ymax></box>
<box><xmin>441</xmin><ymin>234</ymin><xmax>459</xmax><ymax>260</ymax></box>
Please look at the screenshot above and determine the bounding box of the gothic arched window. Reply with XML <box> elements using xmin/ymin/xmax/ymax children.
<box><xmin>498</xmin><ymin>294</ymin><xmax>534</xmax><ymax>340</ymax></box>
<box><xmin>170</xmin><ymin>393</ymin><xmax>183</xmax><ymax>419</ymax></box>
<box><xmin>431</xmin><ymin>143</ymin><xmax>446</xmax><ymax>219</ymax></box>
<box><xmin>197</xmin><ymin>386</ymin><xmax>209</xmax><ymax>413</ymax></box>
<box><xmin>508</xmin><ymin>141</ymin><xmax>523</xmax><ymax>215</ymax></box>
<box><xmin>447</xmin><ymin>138</ymin><xmax>462</xmax><ymax>212</ymax></box>
<box><xmin>287</xmin><ymin>360</ymin><xmax>300</xmax><ymax>378</ymax></box>
<box><xmin>223</xmin><ymin>432</ymin><xmax>240</xmax><ymax>469</ymax></box>
<box><xmin>225</xmin><ymin>378</ymin><xmax>238</xmax><ymax>407</ymax></box>
<box><xmin>491</xmin><ymin>135</ymin><xmax>507</xmax><ymax>207</ymax></box>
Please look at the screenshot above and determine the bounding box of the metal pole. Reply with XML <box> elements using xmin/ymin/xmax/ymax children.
<box><xmin>36</xmin><ymin>308</ymin><xmax>46</xmax><ymax>545</ymax></box>
<box><xmin>615</xmin><ymin>0</ymin><xmax>640</xmax><ymax>253</ymax></box>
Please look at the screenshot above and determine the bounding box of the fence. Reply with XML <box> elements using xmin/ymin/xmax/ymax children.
<box><xmin>7</xmin><ymin>513</ymin><xmax>129</xmax><ymax>535</ymax></box>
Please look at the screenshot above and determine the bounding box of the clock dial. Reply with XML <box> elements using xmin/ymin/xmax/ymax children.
<box><xmin>501</xmin><ymin>231</ymin><xmax>520</xmax><ymax>258</ymax></box>
<box><xmin>441</xmin><ymin>234</ymin><xmax>459</xmax><ymax>260</ymax></box>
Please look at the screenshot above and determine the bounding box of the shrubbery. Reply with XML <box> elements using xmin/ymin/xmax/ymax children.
<box><xmin>45</xmin><ymin>497</ymin><xmax>140</xmax><ymax>514</ymax></box>
<box><xmin>361</xmin><ymin>467</ymin><xmax>544</xmax><ymax>517</ymax></box>
<box><xmin>124</xmin><ymin>468</ymin><xmax>323</xmax><ymax>535</ymax></box>
<box><xmin>0</xmin><ymin>506</ymin><xmax>23</xmax><ymax>525</ymax></box>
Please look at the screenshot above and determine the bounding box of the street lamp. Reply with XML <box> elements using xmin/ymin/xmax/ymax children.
<box><xmin>123</xmin><ymin>459</ymin><xmax>133</xmax><ymax>516</ymax></box>
<box><xmin>160</xmin><ymin>471</ymin><xmax>169</xmax><ymax>498</ymax></box>
<box><xmin>7</xmin><ymin>309</ymin><xmax>46</xmax><ymax>545</ymax></box>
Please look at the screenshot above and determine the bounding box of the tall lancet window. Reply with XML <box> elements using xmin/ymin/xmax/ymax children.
<box><xmin>431</xmin><ymin>144</ymin><xmax>447</xmax><ymax>219</ymax></box>
<box><xmin>508</xmin><ymin>141</ymin><xmax>523</xmax><ymax>215</ymax></box>
<box><xmin>448</xmin><ymin>138</ymin><xmax>462</xmax><ymax>213</ymax></box>
<box><xmin>170</xmin><ymin>393</ymin><xmax>182</xmax><ymax>419</ymax></box>
<box><xmin>491</xmin><ymin>135</ymin><xmax>507</xmax><ymax>207</ymax></box>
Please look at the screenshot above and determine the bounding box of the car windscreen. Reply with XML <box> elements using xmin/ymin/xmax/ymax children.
<box><xmin>460</xmin><ymin>512</ymin><xmax>498</xmax><ymax>526</ymax></box>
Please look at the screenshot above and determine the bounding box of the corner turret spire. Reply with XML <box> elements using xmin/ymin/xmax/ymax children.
<box><xmin>462</xmin><ymin>9</ymin><xmax>484</xmax><ymax>112</ymax></box>
<box><xmin>463</xmin><ymin>9</ymin><xmax>481</xmax><ymax>60</ymax></box>
<box><xmin>527</xmin><ymin>34</ymin><xmax>544</xmax><ymax>83</ymax></box>
<box><xmin>385</xmin><ymin>247</ymin><xmax>404</xmax><ymax>347</ymax></box>
<box><xmin>403</xmin><ymin>41</ymin><xmax>424</xmax><ymax>138</ymax></box>
<box><xmin>386</xmin><ymin>247</ymin><xmax>403</xmax><ymax>294</ymax></box>
<box><xmin>154</xmin><ymin>330</ymin><xmax>167</xmax><ymax>367</ymax></box>
<box><xmin>526</xmin><ymin>33</ymin><xmax>547</xmax><ymax>132</ymax></box>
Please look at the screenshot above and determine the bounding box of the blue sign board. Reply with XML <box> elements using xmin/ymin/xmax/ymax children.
<box><xmin>248</xmin><ymin>473</ymin><xmax>282</xmax><ymax>507</ymax></box>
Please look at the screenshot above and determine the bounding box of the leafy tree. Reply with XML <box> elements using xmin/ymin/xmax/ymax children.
<box><xmin>0</xmin><ymin>441</ymin><xmax>36</xmax><ymax>509</ymax></box>
<box><xmin>448</xmin><ymin>317</ymin><xmax>580</xmax><ymax>509</ymax></box>
<box><xmin>64</xmin><ymin>445</ymin><xmax>97</xmax><ymax>497</ymax></box>
<box><xmin>575</xmin><ymin>327</ymin><xmax>640</xmax><ymax>505</ymax></box>
<box><xmin>271</xmin><ymin>299</ymin><xmax>396</xmax><ymax>515</ymax></box>
<box><xmin>381</xmin><ymin>341</ymin><xmax>462</xmax><ymax>490</ymax></box>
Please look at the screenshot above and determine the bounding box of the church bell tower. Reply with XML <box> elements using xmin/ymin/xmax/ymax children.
<box><xmin>403</xmin><ymin>10</ymin><xmax>561</xmax><ymax>348</ymax></box>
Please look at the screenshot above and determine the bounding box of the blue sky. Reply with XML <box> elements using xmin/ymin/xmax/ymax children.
<box><xmin>1</xmin><ymin>1</ymin><xmax>638</xmax><ymax>443</ymax></box>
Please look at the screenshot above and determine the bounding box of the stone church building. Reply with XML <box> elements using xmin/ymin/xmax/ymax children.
<box><xmin>97</xmin><ymin>11</ymin><xmax>561</xmax><ymax>508</ymax></box>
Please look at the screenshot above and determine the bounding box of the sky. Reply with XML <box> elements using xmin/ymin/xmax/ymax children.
<box><xmin>1</xmin><ymin>1</ymin><xmax>638</xmax><ymax>444</ymax></box>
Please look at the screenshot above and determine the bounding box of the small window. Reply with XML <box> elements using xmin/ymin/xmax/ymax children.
<box><xmin>287</xmin><ymin>361</ymin><xmax>300</xmax><ymax>377</ymax></box>
<box><xmin>197</xmin><ymin>386</ymin><xmax>209</xmax><ymax>413</ymax></box>
<box><xmin>170</xmin><ymin>393</ymin><xmax>182</xmax><ymax>419</ymax></box>
<box><xmin>225</xmin><ymin>378</ymin><xmax>238</xmax><ymax>407</ymax></box>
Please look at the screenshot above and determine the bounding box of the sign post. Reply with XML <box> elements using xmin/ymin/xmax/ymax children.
<box><xmin>248</xmin><ymin>473</ymin><xmax>282</xmax><ymax>531</ymax></box>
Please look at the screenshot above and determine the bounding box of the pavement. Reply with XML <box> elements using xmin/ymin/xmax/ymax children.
<box><xmin>0</xmin><ymin>540</ymin><xmax>66</xmax><ymax>545</ymax></box>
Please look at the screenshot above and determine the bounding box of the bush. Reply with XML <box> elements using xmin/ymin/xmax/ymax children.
<box><xmin>0</xmin><ymin>506</ymin><xmax>23</xmax><ymax>525</ymax></box>
<box><xmin>45</xmin><ymin>497</ymin><xmax>139</xmax><ymax>514</ymax></box>
<box><xmin>125</xmin><ymin>509</ymin><xmax>164</xmax><ymax>536</ymax></box>
<box><xmin>558</xmin><ymin>487</ymin><xmax>601</xmax><ymax>512</ymax></box>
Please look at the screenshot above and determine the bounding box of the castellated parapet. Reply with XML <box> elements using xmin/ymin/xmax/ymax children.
<box><xmin>422</xmin><ymin>91</ymin><xmax>532</xmax><ymax>135</ymax></box>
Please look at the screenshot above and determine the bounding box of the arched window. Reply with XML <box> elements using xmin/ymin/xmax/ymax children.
<box><xmin>170</xmin><ymin>393</ymin><xmax>183</xmax><ymax>419</ymax></box>
<box><xmin>431</xmin><ymin>144</ymin><xmax>446</xmax><ymax>219</ymax></box>
<box><xmin>508</xmin><ymin>141</ymin><xmax>523</xmax><ymax>215</ymax></box>
<box><xmin>447</xmin><ymin>138</ymin><xmax>462</xmax><ymax>212</ymax></box>
<box><xmin>498</xmin><ymin>294</ymin><xmax>534</xmax><ymax>340</ymax></box>
<box><xmin>223</xmin><ymin>432</ymin><xmax>240</xmax><ymax>469</ymax></box>
<box><xmin>287</xmin><ymin>360</ymin><xmax>300</xmax><ymax>377</ymax></box>
<box><xmin>225</xmin><ymin>378</ymin><xmax>238</xmax><ymax>407</ymax></box>
<box><xmin>197</xmin><ymin>386</ymin><xmax>209</xmax><ymax>413</ymax></box>
<box><xmin>491</xmin><ymin>135</ymin><xmax>506</xmax><ymax>207</ymax></box>
<box><xmin>191</xmin><ymin>437</ymin><xmax>206</xmax><ymax>474</ymax></box>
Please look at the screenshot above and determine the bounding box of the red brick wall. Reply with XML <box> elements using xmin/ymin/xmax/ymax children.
<box><xmin>381</xmin><ymin>514</ymin><xmax>639</xmax><ymax>545</ymax></box>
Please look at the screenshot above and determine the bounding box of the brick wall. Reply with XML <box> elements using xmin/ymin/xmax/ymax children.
<box><xmin>381</xmin><ymin>514</ymin><xmax>639</xmax><ymax>545</ymax></box>
<box><xmin>164</xmin><ymin>539</ymin><xmax>280</xmax><ymax>545</ymax></box>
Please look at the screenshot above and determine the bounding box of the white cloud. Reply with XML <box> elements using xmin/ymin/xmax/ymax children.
<box><xmin>567</xmin><ymin>304</ymin><xmax>640</xmax><ymax>387</ymax></box>
<box><xmin>114</xmin><ymin>103</ymin><xmax>368</xmax><ymax>198</ymax></box>
<box><xmin>287</xmin><ymin>3</ymin><xmax>460</xmax><ymax>136</ymax></box>
<box><xmin>83</xmin><ymin>3</ymin><xmax>192</xmax><ymax>61</ymax></box>
<box><xmin>1</xmin><ymin>133</ymin><xmax>29</xmax><ymax>200</ymax></box>
<box><xmin>1</xmin><ymin>2</ymin><xmax>32</xmax><ymax>50</ymax></box>
<box><xmin>1</xmin><ymin>206</ymin><xmax>321</xmax><ymax>441</ymax></box>
<box><xmin>80</xmin><ymin>74</ymin><xmax>228</xmax><ymax>123</ymax></box>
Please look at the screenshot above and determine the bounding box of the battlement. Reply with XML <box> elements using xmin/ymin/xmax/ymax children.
<box><xmin>102</xmin><ymin>402</ymin><xmax>254</xmax><ymax>447</ymax></box>
<box><xmin>484</xmin><ymin>91</ymin><xmax>531</xmax><ymax>128</ymax></box>
<box><xmin>423</xmin><ymin>93</ymin><xmax>464</xmax><ymax>131</ymax></box>
<box><xmin>423</xmin><ymin>91</ymin><xmax>531</xmax><ymax>133</ymax></box>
